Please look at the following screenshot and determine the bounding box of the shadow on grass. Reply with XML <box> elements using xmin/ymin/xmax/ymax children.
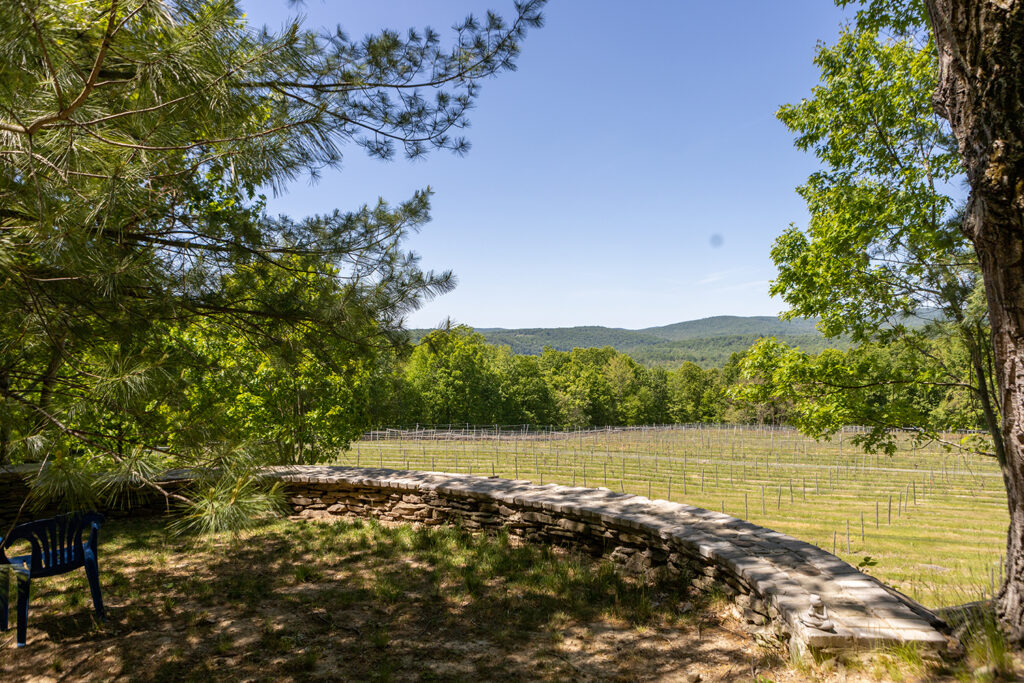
<box><xmin>1</xmin><ymin>516</ymin><xmax>777</xmax><ymax>681</ymax></box>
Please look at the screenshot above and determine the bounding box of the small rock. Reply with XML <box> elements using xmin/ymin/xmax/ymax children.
<box><xmin>743</xmin><ymin>608</ymin><xmax>767</xmax><ymax>626</ymax></box>
<box><xmin>684</xmin><ymin>673</ymin><xmax>701</xmax><ymax>683</ymax></box>
<box><xmin>972</xmin><ymin>665</ymin><xmax>996</xmax><ymax>679</ymax></box>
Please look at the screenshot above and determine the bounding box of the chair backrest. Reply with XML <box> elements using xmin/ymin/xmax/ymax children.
<box><xmin>0</xmin><ymin>513</ymin><xmax>104</xmax><ymax>578</ymax></box>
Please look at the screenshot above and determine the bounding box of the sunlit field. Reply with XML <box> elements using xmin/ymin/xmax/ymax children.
<box><xmin>347</xmin><ymin>424</ymin><xmax>1007</xmax><ymax>608</ymax></box>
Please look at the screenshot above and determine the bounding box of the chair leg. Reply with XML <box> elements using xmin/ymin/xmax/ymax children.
<box><xmin>1</xmin><ymin>567</ymin><xmax>8</xmax><ymax>631</ymax></box>
<box><xmin>83</xmin><ymin>551</ymin><xmax>104</xmax><ymax>621</ymax></box>
<box><xmin>15</xmin><ymin>571</ymin><xmax>30</xmax><ymax>647</ymax></box>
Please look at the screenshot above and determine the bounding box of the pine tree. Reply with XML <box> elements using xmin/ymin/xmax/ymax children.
<box><xmin>0</xmin><ymin>0</ymin><xmax>544</xmax><ymax>529</ymax></box>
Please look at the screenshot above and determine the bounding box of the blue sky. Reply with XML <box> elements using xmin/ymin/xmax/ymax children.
<box><xmin>241</xmin><ymin>1</ymin><xmax>853</xmax><ymax>330</ymax></box>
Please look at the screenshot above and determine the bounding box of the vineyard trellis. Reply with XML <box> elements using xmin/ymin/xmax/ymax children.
<box><xmin>346</xmin><ymin>423</ymin><xmax>1006</xmax><ymax>608</ymax></box>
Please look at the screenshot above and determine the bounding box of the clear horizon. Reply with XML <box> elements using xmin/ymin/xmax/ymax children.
<box><xmin>242</xmin><ymin>1</ymin><xmax>853</xmax><ymax>330</ymax></box>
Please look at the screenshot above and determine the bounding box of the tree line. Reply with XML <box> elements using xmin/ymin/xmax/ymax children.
<box><xmin>371</xmin><ymin>324</ymin><xmax>991</xmax><ymax>439</ymax></box>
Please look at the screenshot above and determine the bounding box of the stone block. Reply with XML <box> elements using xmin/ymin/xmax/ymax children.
<box><xmin>522</xmin><ymin>511</ymin><xmax>553</xmax><ymax>525</ymax></box>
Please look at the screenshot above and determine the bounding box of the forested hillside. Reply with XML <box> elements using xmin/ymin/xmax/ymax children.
<box><xmin>412</xmin><ymin>316</ymin><xmax>842</xmax><ymax>368</ymax></box>
<box><xmin>639</xmin><ymin>315</ymin><xmax>820</xmax><ymax>340</ymax></box>
<box><xmin>625</xmin><ymin>333</ymin><xmax>836</xmax><ymax>368</ymax></box>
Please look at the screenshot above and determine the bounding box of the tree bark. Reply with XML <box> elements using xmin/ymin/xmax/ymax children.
<box><xmin>923</xmin><ymin>0</ymin><xmax>1024</xmax><ymax>640</ymax></box>
<box><xmin>964</xmin><ymin>327</ymin><xmax>1006</xmax><ymax>469</ymax></box>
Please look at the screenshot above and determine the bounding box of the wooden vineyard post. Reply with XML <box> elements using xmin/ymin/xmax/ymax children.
<box><xmin>888</xmin><ymin>495</ymin><xmax>892</xmax><ymax>525</ymax></box>
<box><xmin>761</xmin><ymin>485</ymin><xmax>766</xmax><ymax>515</ymax></box>
<box><xmin>847</xmin><ymin>519</ymin><xmax>851</xmax><ymax>554</ymax></box>
<box><xmin>876</xmin><ymin>501</ymin><xmax>879</xmax><ymax>529</ymax></box>
<box><xmin>861</xmin><ymin>511</ymin><xmax>865</xmax><ymax>542</ymax></box>
<box><xmin>745</xmin><ymin>493</ymin><xmax>749</xmax><ymax>520</ymax></box>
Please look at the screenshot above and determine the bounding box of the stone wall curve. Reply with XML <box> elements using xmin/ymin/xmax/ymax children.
<box><xmin>271</xmin><ymin>465</ymin><xmax>949</xmax><ymax>654</ymax></box>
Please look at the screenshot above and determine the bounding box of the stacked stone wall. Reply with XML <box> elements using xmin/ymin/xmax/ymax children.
<box><xmin>1</xmin><ymin>464</ymin><xmax>948</xmax><ymax>653</ymax></box>
<box><xmin>270</xmin><ymin>466</ymin><xmax>950</xmax><ymax>653</ymax></box>
<box><xmin>284</xmin><ymin>479</ymin><xmax>772</xmax><ymax>627</ymax></box>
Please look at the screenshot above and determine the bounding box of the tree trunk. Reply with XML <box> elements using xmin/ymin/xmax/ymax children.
<box><xmin>965</xmin><ymin>328</ymin><xmax>1006</xmax><ymax>469</ymax></box>
<box><xmin>923</xmin><ymin>0</ymin><xmax>1024</xmax><ymax>640</ymax></box>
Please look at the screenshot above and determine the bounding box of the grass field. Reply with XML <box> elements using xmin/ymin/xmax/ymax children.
<box><xmin>346</xmin><ymin>424</ymin><xmax>1008</xmax><ymax>609</ymax></box>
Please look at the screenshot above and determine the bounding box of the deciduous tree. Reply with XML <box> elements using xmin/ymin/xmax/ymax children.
<box><xmin>764</xmin><ymin>23</ymin><xmax>1000</xmax><ymax>457</ymax></box>
<box><xmin>913</xmin><ymin>0</ymin><xmax>1024</xmax><ymax>638</ymax></box>
<box><xmin>811</xmin><ymin>0</ymin><xmax>1024</xmax><ymax>636</ymax></box>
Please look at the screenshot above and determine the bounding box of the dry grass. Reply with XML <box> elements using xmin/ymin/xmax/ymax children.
<box><xmin>2</xmin><ymin>516</ymin><xmax>793</xmax><ymax>681</ymax></box>
<box><xmin>5</xmin><ymin>514</ymin><xmax>1021</xmax><ymax>681</ymax></box>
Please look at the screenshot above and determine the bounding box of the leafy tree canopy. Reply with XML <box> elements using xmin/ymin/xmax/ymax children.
<box><xmin>747</xmin><ymin>16</ymin><xmax>1002</xmax><ymax>460</ymax></box>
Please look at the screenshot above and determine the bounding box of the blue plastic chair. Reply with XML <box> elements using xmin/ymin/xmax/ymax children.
<box><xmin>1</xmin><ymin>513</ymin><xmax>105</xmax><ymax>647</ymax></box>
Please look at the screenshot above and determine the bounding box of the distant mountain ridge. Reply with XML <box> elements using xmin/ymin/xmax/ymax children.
<box><xmin>635</xmin><ymin>315</ymin><xmax>821</xmax><ymax>340</ymax></box>
<box><xmin>412</xmin><ymin>315</ymin><xmax>841</xmax><ymax>369</ymax></box>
